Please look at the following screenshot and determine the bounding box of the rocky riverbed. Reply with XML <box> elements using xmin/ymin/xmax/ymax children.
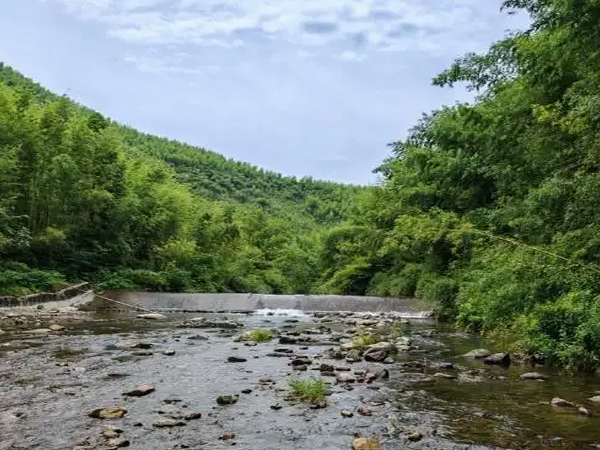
<box><xmin>1</xmin><ymin>307</ymin><xmax>600</xmax><ymax>450</ymax></box>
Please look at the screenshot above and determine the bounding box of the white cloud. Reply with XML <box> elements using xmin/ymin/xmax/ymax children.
<box><xmin>43</xmin><ymin>0</ymin><xmax>520</xmax><ymax>55</ymax></box>
<box><xmin>336</xmin><ymin>51</ymin><xmax>367</xmax><ymax>62</ymax></box>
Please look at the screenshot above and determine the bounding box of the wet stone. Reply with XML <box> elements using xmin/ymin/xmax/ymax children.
<box><xmin>340</xmin><ymin>410</ymin><xmax>354</xmax><ymax>418</ymax></box>
<box><xmin>579</xmin><ymin>407</ymin><xmax>593</xmax><ymax>416</ymax></box>
<box><xmin>484</xmin><ymin>352</ymin><xmax>511</xmax><ymax>366</ymax></box>
<box><xmin>153</xmin><ymin>418</ymin><xmax>186</xmax><ymax>427</ymax></box>
<box><xmin>352</xmin><ymin>437</ymin><xmax>381</xmax><ymax>450</ymax></box>
<box><xmin>520</xmin><ymin>372</ymin><xmax>548</xmax><ymax>381</ymax></box>
<box><xmin>551</xmin><ymin>397</ymin><xmax>575</xmax><ymax>408</ymax></box>
<box><xmin>357</xmin><ymin>405</ymin><xmax>373</xmax><ymax>416</ymax></box>
<box><xmin>123</xmin><ymin>385</ymin><xmax>155</xmax><ymax>397</ymax></box>
<box><xmin>589</xmin><ymin>395</ymin><xmax>600</xmax><ymax>404</ymax></box>
<box><xmin>88</xmin><ymin>407</ymin><xmax>127</xmax><ymax>419</ymax></box>
<box><xmin>162</xmin><ymin>350</ymin><xmax>176</xmax><ymax>356</ymax></box>
<box><xmin>217</xmin><ymin>394</ymin><xmax>239</xmax><ymax>405</ymax></box>
<box><xmin>227</xmin><ymin>356</ymin><xmax>247</xmax><ymax>363</ymax></box>
<box><xmin>107</xmin><ymin>437</ymin><xmax>130</xmax><ymax>448</ymax></box>
<box><xmin>463</xmin><ymin>348</ymin><xmax>492</xmax><ymax>359</ymax></box>
<box><xmin>219</xmin><ymin>432</ymin><xmax>236</xmax><ymax>440</ymax></box>
<box><xmin>184</xmin><ymin>411</ymin><xmax>202</xmax><ymax>420</ymax></box>
<box><xmin>408</xmin><ymin>431</ymin><xmax>423</xmax><ymax>442</ymax></box>
<box><xmin>336</xmin><ymin>372</ymin><xmax>356</xmax><ymax>383</ymax></box>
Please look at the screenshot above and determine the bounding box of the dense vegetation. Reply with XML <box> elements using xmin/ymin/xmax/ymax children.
<box><xmin>3</xmin><ymin>0</ymin><xmax>600</xmax><ymax>371</ymax></box>
<box><xmin>320</xmin><ymin>0</ymin><xmax>600</xmax><ymax>371</ymax></box>
<box><xmin>0</xmin><ymin>62</ymin><xmax>364</xmax><ymax>297</ymax></box>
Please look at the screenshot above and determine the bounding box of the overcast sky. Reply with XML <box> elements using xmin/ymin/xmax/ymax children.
<box><xmin>0</xmin><ymin>1</ymin><xmax>527</xmax><ymax>184</ymax></box>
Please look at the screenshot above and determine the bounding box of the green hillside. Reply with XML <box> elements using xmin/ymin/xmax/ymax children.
<box><xmin>0</xmin><ymin>62</ymin><xmax>365</xmax><ymax>296</ymax></box>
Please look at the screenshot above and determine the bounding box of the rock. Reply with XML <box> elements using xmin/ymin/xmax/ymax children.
<box><xmin>88</xmin><ymin>407</ymin><xmax>127</xmax><ymax>419</ymax></box>
<box><xmin>336</xmin><ymin>372</ymin><xmax>356</xmax><ymax>383</ymax></box>
<box><xmin>131</xmin><ymin>351</ymin><xmax>153</xmax><ymax>356</ymax></box>
<box><xmin>434</xmin><ymin>362</ymin><xmax>454</xmax><ymax>370</ymax></box>
<box><xmin>484</xmin><ymin>353</ymin><xmax>511</xmax><ymax>366</ymax></box>
<box><xmin>107</xmin><ymin>437</ymin><xmax>130</xmax><ymax>448</ymax></box>
<box><xmin>0</xmin><ymin>329</ymin><xmax>5</xmax><ymax>335</ymax></box>
<box><xmin>49</xmin><ymin>324</ymin><xmax>65</xmax><ymax>331</ymax></box>
<box><xmin>241</xmin><ymin>389</ymin><xmax>253</xmax><ymax>394</ymax></box>
<box><xmin>346</xmin><ymin>349</ymin><xmax>362</xmax><ymax>363</ymax></box>
<box><xmin>383</xmin><ymin>357</ymin><xmax>395</xmax><ymax>364</ymax></box>
<box><xmin>123</xmin><ymin>385</ymin><xmax>155</xmax><ymax>397</ymax></box>
<box><xmin>227</xmin><ymin>356</ymin><xmax>247</xmax><ymax>363</ymax></box>
<box><xmin>352</xmin><ymin>437</ymin><xmax>381</xmax><ymax>450</ymax></box>
<box><xmin>102</xmin><ymin>425</ymin><xmax>123</xmax><ymax>439</ymax></box>
<box><xmin>291</xmin><ymin>358</ymin><xmax>312</xmax><ymax>366</ymax></box>
<box><xmin>320</xmin><ymin>363</ymin><xmax>335</xmax><ymax>372</ymax></box>
<box><xmin>363</xmin><ymin>342</ymin><xmax>394</xmax><ymax>362</ymax></box>
<box><xmin>217</xmin><ymin>394</ymin><xmax>239</xmax><ymax>405</ymax></box>
<box><xmin>579</xmin><ymin>407</ymin><xmax>592</xmax><ymax>416</ymax></box>
<box><xmin>279</xmin><ymin>336</ymin><xmax>298</xmax><ymax>344</ymax></box>
<box><xmin>184</xmin><ymin>411</ymin><xmax>202</xmax><ymax>420</ymax></box>
<box><xmin>520</xmin><ymin>372</ymin><xmax>548</xmax><ymax>381</ymax></box>
<box><xmin>551</xmin><ymin>397</ymin><xmax>575</xmax><ymax>408</ymax></box>
<box><xmin>408</xmin><ymin>431</ymin><xmax>423</xmax><ymax>442</ymax></box>
<box><xmin>366</xmin><ymin>367</ymin><xmax>389</xmax><ymax>382</ymax></box>
<box><xmin>270</xmin><ymin>404</ymin><xmax>283</xmax><ymax>410</ymax></box>
<box><xmin>293</xmin><ymin>364</ymin><xmax>308</xmax><ymax>371</ymax></box>
<box><xmin>274</xmin><ymin>348</ymin><xmax>294</xmax><ymax>353</ymax></box>
<box><xmin>433</xmin><ymin>372</ymin><xmax>457</xmax><ymax>380</ymax></box>
<box><xmin>357</xmin><ymin>405</ymin><xmax>372</xmax><ymax>416</ymax></box>
<box><xmin>463</xmin><ymin>349</ymin><xmax>492</xmax><ymax>359</ymax></box>
<box><xmin>589</xmin><ymin>395</ymin><xmax>600</xmax><ymax>404</ymax></box>
<box><xmin>27</xmin><ymin>328</ymin><xmax>52</xmax><ymax>334</ymax></box>
<box><xmin>219</xmin><ymin>432</ymin><xmax>236</xmax><ymax>440</ymax></box>
<box><xmin>137</xmin><ymin>313</ymin><xmax>167</xmax><ymax>320</ymax></box>
<box><xmin>162</xmin><ymin>350</ymin><xmax>176</xmax><ymax>356</ymax></box>
<box><xmin>153</xmin><ymin>418</ymin><xmax>186</xmax><ymax>427</ymax></box>
<box><xmin>340</xmin><ymin>410</ymin><xmax>354</xmax><ymax>418</ymax></box>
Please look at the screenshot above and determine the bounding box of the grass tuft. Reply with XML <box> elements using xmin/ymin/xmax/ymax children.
<box><xmin>289</xmin><ymin>378</ymin><xmax>328</xmax><ymax>404</ymax></box>
<box><xmin>246</xmin><ymin>328</ymin><xmax>273</xmax><ymax>342</ymax></box>
<box><xmin>352</xmin><ymin>333</ymin><xmax>379</xmax><ymax>349</ymax></box>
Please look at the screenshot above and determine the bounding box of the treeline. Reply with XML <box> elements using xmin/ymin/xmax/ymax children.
<box><xmin>319</xmin><ymin>0</ymin><xmax>600</xmax><ymax>371</ymax></box>
<box><xmin>0</xmin><ymin>63</ymin><xmax>363</xmax><ymax>297</ymax></box>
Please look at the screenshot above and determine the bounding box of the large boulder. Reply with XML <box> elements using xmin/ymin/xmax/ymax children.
<box><xmin>483</xmin><ymin>353</ymin><xmax>511</xmax><ymax>366</ymax></box>
<box><xmin>363</xmin><ymin>342</ymin><xmax>395</xmax><ymax>362</ymax></box>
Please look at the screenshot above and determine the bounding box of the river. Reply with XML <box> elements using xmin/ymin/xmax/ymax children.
<box><xmin>1</xmin><ymin>293</ymin><xmax>599</xmax><ymax>449</ymax></box>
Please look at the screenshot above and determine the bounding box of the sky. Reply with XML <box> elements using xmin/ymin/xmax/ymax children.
<box><xmin>0</xmin><ymin>1</ymin><xmax>528</xmax><ymax>184</ymax></box>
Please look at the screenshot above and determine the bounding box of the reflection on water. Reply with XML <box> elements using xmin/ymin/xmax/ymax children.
<box><xmin>403</xmin><ymin>322</ymin><xmax>600</xmax><ymax>449</ymax></box>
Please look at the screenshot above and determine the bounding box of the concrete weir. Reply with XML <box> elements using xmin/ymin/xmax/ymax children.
<box><xmin>95</xmin><ymin>291</ymin><xmax>431</xmax><ymax>316</ymax></box>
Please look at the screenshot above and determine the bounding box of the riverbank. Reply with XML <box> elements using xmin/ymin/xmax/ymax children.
<box><xmin>1</xmin><ymin>305</ymin><xmax>600</xmax><ymax>449</ymax></box>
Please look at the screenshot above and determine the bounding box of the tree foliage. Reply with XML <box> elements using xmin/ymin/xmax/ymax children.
<box><xmin>0</xmin><ymin>62</ymin><xmax>364</xmax><ymax>297</ymax></box>
<box><xmin>316</xmin><ymin>0</ymin><xmax>600</xmax><ymax>371</ymax></box>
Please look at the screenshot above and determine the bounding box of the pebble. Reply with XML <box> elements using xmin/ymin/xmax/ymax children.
<box><xmin>153</xmin><ymin>418</ymin><xmax>186</xmax><ymax>427</ymax></box>
<box><xmin>88</xmin><ymin>407</ymin><xmax>127</xmax><ymax>419</ymax></box>
<box><xmin>123</xmin><ymin>385</ymin><xmax>155</xmax><ymax>397</ymax></box>
<box><xmin>217</xmin><ymin>394</ymin><xmax>239</xmax><ymax>405</ymax></box>
<box><xmin>352</xmin><ymin>437</ymin><xmax>381</xmax><ymax>450</ymax></box>
<box><xmin>219</xmin><ymin>432</ymin><xmax>236</xmax><ymax>440</ymax></box>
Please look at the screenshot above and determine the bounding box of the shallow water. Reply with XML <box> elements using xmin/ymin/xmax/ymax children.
<box><xmin>1</xmin><ymin>305</ymin><xmax>600</xmax><ymax>450</ymax></box>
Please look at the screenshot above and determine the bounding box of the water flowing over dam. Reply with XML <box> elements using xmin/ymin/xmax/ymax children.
<box><xmin>94</xmin><ymin>291</ymin><xmax>432</xmax><ymax>317</ymax></box>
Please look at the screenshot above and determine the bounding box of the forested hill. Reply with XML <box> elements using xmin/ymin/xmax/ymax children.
<box><xmin>0</xmin><ymin>62</ymin><xmax>365</xmax><ymax>297</ymax></box>
<box><xmin>0</xmin><ymin>63</ymin><xmax>364</xmax><ymax>223</ymax></box>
